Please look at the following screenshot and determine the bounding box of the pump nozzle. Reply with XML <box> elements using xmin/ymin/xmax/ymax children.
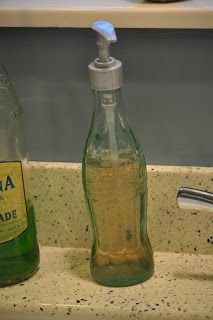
<box><xmin>92</xmin><ymin>21</ymin><xmax>117</xmax><ymax>63</ymax></box>
<box><xmin>89</xmin><ymin>21</ymin><xmax>123</xmax><ymax>91</ymax></box>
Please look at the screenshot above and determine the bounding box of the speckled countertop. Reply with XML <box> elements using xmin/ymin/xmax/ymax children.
<box><xmin>1</xmin><ymin>247</ymin><xmax>213</xmax><ymax>320</ymax></box>
<box><xmin>0</xmin><ymin>163</ymin><xmax>213</xmax><ymax>320</ymax></box>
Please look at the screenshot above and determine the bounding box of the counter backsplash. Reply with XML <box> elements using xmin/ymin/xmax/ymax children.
<box><xmin>29</xmin><ymin>162</ymin><xmax>213</xmax><ymax>255</ymax></box>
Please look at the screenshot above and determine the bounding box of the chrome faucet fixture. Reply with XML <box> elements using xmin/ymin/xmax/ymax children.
<box><xmin>177</xmin><ymin>187</ymin><xmax>213</xmax><ymax>213</ymax></box>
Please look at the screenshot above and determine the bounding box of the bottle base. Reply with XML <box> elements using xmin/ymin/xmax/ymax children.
<box><xmin>0</xmin><ymin>266</ymin><xmax>39</xmax><ymax>288</ymax></box>
<box><xmin>91</xmin><ymin>262</ymin><xmax>154</xmax><ymax>287</ymax></box>
<box><xmin>0</xmin><ymin>251</ymin><xmax>40</xmax><ymax>287</ymax></box>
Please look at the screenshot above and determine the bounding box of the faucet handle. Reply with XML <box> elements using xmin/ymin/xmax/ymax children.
<box><xmin>177</xmin><ymin>187</ymin><xmax>213</xmax><ymax>213</ymax></box>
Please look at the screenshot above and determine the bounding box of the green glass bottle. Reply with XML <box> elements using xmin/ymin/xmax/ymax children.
<box><xmin>0</xmin><ymin>65</ymin><xmax>39</xmax><ymax>287</ymax></box>
<box><xmin>82</xmin><ymin>22</ymin><xmax>154</xmax><ymax>287</ymax></box>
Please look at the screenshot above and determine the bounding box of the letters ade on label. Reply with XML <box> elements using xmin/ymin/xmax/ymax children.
<box><xmin>0</xmin><ymin>175</ymin><xmax>17</xmax><ymax>223</ymax></box>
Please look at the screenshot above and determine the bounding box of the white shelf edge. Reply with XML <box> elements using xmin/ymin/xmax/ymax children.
<box><xmin>0</xmin><ymin>0</ymin><xmax>213</xmax><ymax>28</ymax></box>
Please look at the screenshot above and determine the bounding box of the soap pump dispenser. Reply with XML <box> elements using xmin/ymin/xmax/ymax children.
<box><xmin>82</xmin><ymin>21</ymin><xmax>154</xmax><ymax>287</ymax></box>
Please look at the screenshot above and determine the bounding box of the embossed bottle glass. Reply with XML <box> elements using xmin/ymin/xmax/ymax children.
<box><xmin>82</xmin><ymin>88</ymin><xmax>154</xmax><ymax>287</ymax></box>
<box><xmin>82</xmin><ymin>21</ymin><xmax>154</xmax><ymax>287</ymax></box>
<box><xmin>0</xmin><ymin>66</ymin><xmax>39</xmax><ymax>286</ymax></box>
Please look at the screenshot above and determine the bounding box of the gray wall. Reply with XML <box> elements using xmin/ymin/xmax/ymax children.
<box><xmin>0</xmin><ymin>28</ymin><xmax>212</xmax><ymax>166</ymax></box>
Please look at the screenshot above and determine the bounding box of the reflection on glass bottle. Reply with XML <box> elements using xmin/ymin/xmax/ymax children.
<box><xmin>82</xmin><ymin>22</ymin><xmax>154</xmax><ymax>287</ymax></box>
<box><xmin>0</xmin><ymin>65</ymin><xmax>39</xmax><ymax>287</ymax></box>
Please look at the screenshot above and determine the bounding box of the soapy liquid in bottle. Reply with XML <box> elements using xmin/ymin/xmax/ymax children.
<box><xmin>85</xmin><ymin>154</ymin><xmax>154</xmax><ymax>286</ymax></box>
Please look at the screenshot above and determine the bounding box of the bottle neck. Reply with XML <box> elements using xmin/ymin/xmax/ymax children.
<box><xmin>92</xmin><ymin>88</ymin><xmax>127</xmax><ymax>120</ymax></box>
<box><xmin>0</xmin><ymin>65</ymin><xmax>27</xmax><ymax>161</ymax></box>
<box><xmin>89</xmin><ymin>88</ymin><xmax>135</xmax><ymax>159</ymax></box>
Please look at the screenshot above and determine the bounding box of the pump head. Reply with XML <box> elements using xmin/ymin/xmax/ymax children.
<box><xmin>89</xmin><ymin>21</ymin><xmax>123</xmax><ymax>91</ymax></box>
<box><xmin>92</xmin><ymin>21</ymin><xmax>117</xmax><ymax>63</ymax></box>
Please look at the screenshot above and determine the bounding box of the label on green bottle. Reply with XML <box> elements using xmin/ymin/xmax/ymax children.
<box><xmin>0</xmin><ymin>161</ymin><xmax>28</xmax><ymax>244</ymax></box>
